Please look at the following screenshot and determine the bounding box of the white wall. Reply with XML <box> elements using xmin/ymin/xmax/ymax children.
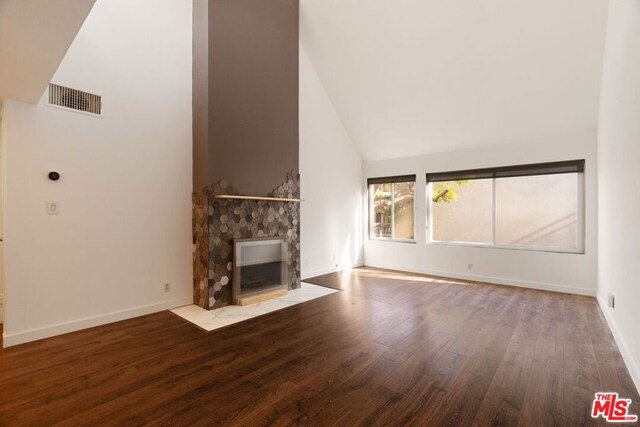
<box><xmin>299</xmin><ymin>45</ymin><xmax>364</xmax><ymax>278</ymax></box>
<box><xmin>364</xmin><ymin>130</ymin><xmax>598</xmax><ymax>295</ymax></box>
<box><xmin>2</xmin><ymin>0</ymin><xmax>193</xmax><ymax>346</ymax></box>
<box><xmin>597</xmin><ymin>0</ymin><xmax>640</xmax><ymax>392</ymax></box>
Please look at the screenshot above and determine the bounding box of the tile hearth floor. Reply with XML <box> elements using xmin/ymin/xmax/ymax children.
<box><xmin>171</xmin><ymin>282</ymin><xmax>339</xmax><ymax>331</ymax></box>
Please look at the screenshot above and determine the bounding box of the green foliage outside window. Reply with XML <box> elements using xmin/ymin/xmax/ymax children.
<box><xmin>371</xmin><ymin>182</ymin><xmax>415</xmax><ymax>239</ymax></box>
<box><xmin>432</xmin><ymin>180</ymin><xmax>470</xmax><ymax>203</ymax></box>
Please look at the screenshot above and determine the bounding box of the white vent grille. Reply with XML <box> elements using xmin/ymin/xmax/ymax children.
<box><xmin>48</xmin><ymin>83</ymin><xmax>102</xmax><ymax>115</ymax></box>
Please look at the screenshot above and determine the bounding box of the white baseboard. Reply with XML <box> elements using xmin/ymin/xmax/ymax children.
<box><xmin>596</xmin><ymin>295</ymin><xmax>640</xmax><ymax>395</ymax></box>
<box><xmin>363</xmin><ymin>262</ymin><xmax>596</xmax><ymax>297</ymax></box>
<box><xmin>2</xmin><ymin>296</ymin><xmax>192</xmax><ymax>348</ymax></box>
<box><xmin>302</xmin><ymin>263</ymin><xmax>364</xmax><ymax>280</ymax></box>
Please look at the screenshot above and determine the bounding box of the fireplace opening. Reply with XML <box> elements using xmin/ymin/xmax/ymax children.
<box><xmin>232</xmin><ymin>237</ymin><xmax>288</xmax><ymax>305</ymax></box>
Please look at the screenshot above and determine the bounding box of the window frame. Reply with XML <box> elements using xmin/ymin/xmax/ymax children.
<box><xmin>426</xmin><ymin>161</ymin><xmax>586</xmax><ymax>254</ymax></box>
<box><xmin>368</xmin><ymin>176</ymin><xmax>417</xmax><ymax>243</ymax></box>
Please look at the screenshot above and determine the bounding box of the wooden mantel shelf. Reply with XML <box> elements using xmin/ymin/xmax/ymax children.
<box><xmin>212</xmin><ymin>194</ymin><xmax>302</xmax><ymax>203</ymax></box>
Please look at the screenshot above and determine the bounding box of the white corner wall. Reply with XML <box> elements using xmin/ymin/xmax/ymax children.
<box><xmin>364</xmin><ymin>130</ymin><xmax>598</xmax><ymax>296</ymax></box>
<box><xmin>597</xmin><ymin>0</ymin><xmax>640</xmax><ymax>392</ymax></box>
<box><xmin>299</xmin><ymin>45</ymin><xmax>364</xmax><ymax>278</ymax></box>
<box><xmin>2</xmin><ymin>0</ymin><xmax>193</xmax><ymax>346</ymax></box>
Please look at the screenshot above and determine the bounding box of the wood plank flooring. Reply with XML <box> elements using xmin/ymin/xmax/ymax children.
<box><xmin>0</xmin><ymin>267</ymin><xmax>637</xmax><ymax>426</ymax></box>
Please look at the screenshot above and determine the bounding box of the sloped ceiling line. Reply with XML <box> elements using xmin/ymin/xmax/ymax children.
<box><xmin>0</xmin><ymin>0</ymin><xmax>96</xmax><ymax>103</ymax></box>
<box><xmin>300</xmin><ymin>0</ymin><xmax>609</xmax><ymax>161</ymax></box>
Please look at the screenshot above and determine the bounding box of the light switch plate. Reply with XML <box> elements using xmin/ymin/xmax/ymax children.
<box><xmin>47</xmin><ymin>201</ymin><xmax>60</xmax><ymax>215</ymax></box>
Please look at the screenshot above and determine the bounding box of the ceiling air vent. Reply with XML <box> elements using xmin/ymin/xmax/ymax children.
<box><xmin>47</xmin><ymin>83</ymin><xmax>102</xmax><ymax>116</ymax></box>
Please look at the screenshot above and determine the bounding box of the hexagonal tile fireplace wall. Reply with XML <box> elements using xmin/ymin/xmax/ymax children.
<box><xmin>193</xmin><ymin>171</ymin><xmax>301</xmax><ymax>309</ymax></box>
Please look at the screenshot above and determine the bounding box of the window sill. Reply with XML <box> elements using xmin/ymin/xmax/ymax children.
<box><xmin>369</xmin><ymin>238</ymin><xmax>417</xmax><ymax>244</ymax></box>
<box><xmin>427</xmin><ymin>240</ymin><xmax>584</xmax><ymax>255</ymax></box>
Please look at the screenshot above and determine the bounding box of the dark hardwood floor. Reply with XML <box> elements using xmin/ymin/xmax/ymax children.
<box><xmin>0</xmin><ymin>267</ymin><xmax>637</xmax><ymax>426</ymax></box>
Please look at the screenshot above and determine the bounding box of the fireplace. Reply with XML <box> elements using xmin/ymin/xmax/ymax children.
<box><xmin>191</xmin><ymin>0</ymin><xmax>300</xmax><ymax>310</ymax></box>
<box><xmin>232</xmin><ymin>237</ymin><xmax>288</xmax><ymax>305</ymax></box>
<box><xmin>192</xmin><ymin>172</ymin><xmax>301</xmax><ymax>309</ymax></box>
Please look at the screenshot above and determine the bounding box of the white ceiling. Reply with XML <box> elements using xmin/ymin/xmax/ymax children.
<box><xmin>300</xmin><ymin>0</ymin><xmax>610</xmax><ymax>161</ymax></box>
<box><xmin>0</xmin><ymin>0</ymin><xmax>95</xmax><ymax>103</ymax></box>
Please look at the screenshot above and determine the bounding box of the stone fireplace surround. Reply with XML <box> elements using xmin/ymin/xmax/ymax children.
<box><xmin>193</xmin><ymin>171</ymin><xmax>301</xmax><ymax>310</ymax></box>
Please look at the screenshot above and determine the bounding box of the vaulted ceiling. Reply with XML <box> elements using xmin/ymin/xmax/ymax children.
<box><xmin>0</xmin><ymin>0</ymin><xmax>95</xmax><ymax>103</ymax></box>
<box><xmin>300</xmin><ymin>0</ymin><xmax>609</xmax><ymax>161</ymax></box>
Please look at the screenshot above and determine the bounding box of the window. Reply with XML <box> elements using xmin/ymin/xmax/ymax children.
<box><xmin>427</xmin><ymin>160</ymin><xmax>584</xmax><ymax>253</ymax></box>
<box><xmin>369</xmin><ymin>175</ymin><xmax>416</xmax><ymax>241</ymax></box>
<box><xmin>432</xmin><ymin>179</ymin><xmax>493</xmax><ymax>244</ymax></box>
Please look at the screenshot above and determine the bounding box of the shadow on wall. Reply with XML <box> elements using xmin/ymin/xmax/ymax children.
<box><xmin>341</xmin><ymin>192</ymin><xmax>364</xmax><ymax>271</ymax></box>
<box><xmin>341</xmin><ymin>234</ymin><xmax>351</xmax><ymax>271</ymax></box>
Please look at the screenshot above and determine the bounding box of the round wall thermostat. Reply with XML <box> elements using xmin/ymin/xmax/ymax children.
<box><xmin>48</xmin><ymin>172</ymin><xmax>61</xmax><ymax>181</ymax></box>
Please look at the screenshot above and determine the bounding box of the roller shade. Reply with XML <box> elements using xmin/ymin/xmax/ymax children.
<box><xmin>367</xmin><ymin>174</ymin><xmax>416</xmax><ymax>185</ymax></box>
<box><xmin>426</xmin><ymin>160</ymin><xmax>584</xmax><ymax>183</ymax></box>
